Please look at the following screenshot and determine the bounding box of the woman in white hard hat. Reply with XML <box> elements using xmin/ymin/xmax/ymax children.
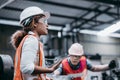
<box><xmin>11</xmin><ymin>6</ymin><xmax>61</xmax><ymax>80</ymax></box>
<box><xmin>54</xmin><ymin>43</ymin><xmax>116</xmax><ymax>80</ymax></box>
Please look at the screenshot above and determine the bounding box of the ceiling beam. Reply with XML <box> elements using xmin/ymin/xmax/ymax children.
<box><xmin>27</xmin><ymin>0</ymin><xmax>119</xmax><ymax>16</ymax></box>
<box><xmin>72</xmin><ymin>7</ymin><xmax>111</xmax><ymax>30</ymax></box>
<box><xmin>0</xmin><ymin>16</ymin><xmax>19</xmax><ymax>21</ymax></box>
<box><xmin>3</xmin><ymin>6</ymin><xmax>107</xmax><ymax>24</ymax></box>
<box><xmin>70</xmin><ymin>5</ymin><xmax>101</xmax><ymax>28</ymax></box>
<box><xmin>48</xmin><ymin>23</ymin><xmax>65</xmax><ymax>27</ymax></box>
<box><xmin>3</xmin><ymin>6</ymin><xmax>78</xmax><ymax>19</ymax></box>
<box><xmin>87</xmin><ymin>0</ymin><xmax>120</xmax><ymax>7</ymax></box>
<box><xmin>86</xmin><ymin>18</ymin><xmax>120</xmax><ymax>29</ymax></box>
<box><xmin>0</xmin><ymin>0</ymin><xmax>15</xmax><ymax>9</ymax></box>
<box><xmin>0</xmin><ymin>17</ymin><xmax>64</xmax><ymax>27</ymax></box>
<box><xmin>50</xmin><ymin>13</ymin><xmax>77</xmax><ymax>19</ymax></box>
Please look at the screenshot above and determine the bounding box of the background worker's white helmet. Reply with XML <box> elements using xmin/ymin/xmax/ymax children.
<box><xmin>20</xmin><ymin>6</ymin><xmax>50</xmax><ymax>23</ymax></box>
<box><xmin>68</xmin><ymin>43</ymin><xmax>84</xmax><ymax>56</ymax></box>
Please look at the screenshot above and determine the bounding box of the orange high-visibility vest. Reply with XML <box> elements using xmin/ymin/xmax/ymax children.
<box><xmin>13</xmin><ymin>35</ymin><xmax>44</xmax><ymax>80</ymax></box>
<box><xmin>62</xmin><ymin>56</ymin><xmax>87</xmax><ymax>80</ymax></box>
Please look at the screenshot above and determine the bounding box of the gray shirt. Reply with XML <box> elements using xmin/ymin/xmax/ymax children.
<box><xmin>20</xmin><ymin>31</ymin><xmax>46</xmax><ymax>75</ymax></box>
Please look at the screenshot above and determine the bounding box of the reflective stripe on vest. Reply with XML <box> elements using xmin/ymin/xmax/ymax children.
<box><xmin>62</xmin><ymin>56</ymin><xmax>87</xmax><ymax>80</ymax></box>
<box><xmin>14</xmin><ymin>35</ymin><xmax>43</xmax><ymax>80</ymax></box>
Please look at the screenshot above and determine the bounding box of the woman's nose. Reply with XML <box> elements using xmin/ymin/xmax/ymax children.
<box><xmin>46</xmin><ymin>25</ymin><xmax>48</xmax><ymax>29</ymax></box>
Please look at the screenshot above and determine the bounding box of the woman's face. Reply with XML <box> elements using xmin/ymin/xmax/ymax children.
<box><xmin>70</xmin><ymin>55</ymin><xmax>81</xmax><ymax>65</ymax></box>
<box><xmin>35</xmin><ymin>16</ymin><xmax>48</xmax><ymax>35</ymax></box>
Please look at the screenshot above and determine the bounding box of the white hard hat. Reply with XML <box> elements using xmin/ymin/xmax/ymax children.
<box><xmin>68</xmin><ymin>43</ymin><xmax>84</xmax><ymax>56</ymax></box>
<box><xmin>20</xmin><ymin>6</ymin><xmax>50</xmax><ymax>23</ymax></box>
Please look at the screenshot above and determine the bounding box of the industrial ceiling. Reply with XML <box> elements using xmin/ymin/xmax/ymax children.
<box><xmin>0</xmin><ymin>0</ymin><xmax>120</xmax><ymax>36</ymax></box>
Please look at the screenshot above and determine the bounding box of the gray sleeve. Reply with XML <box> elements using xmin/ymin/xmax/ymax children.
<box><xmin>20</xmin><ymin>36</ymin><xmax>38</xmax><ymax>74</ymax></box>
<box><xmin>86</xmin><ymin>59</ymin><xmax>93</xmax><ymax>70</ymax></box>
<box><xmin>55</xmin><ymin>64</ymin><xmax>63</xmax><ymax>74</ymax></box>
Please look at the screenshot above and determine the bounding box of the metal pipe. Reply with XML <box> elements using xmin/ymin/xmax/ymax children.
<box><xmin>0</xmin><ymin>0</ymin><xmax>15</xmax><ymax>9</ymax></box>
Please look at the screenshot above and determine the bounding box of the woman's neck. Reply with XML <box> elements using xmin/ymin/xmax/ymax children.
<box><xmin>28</xmin><ymin>31</ymin><xmax>40</xmax><ymax>39</ymax></box>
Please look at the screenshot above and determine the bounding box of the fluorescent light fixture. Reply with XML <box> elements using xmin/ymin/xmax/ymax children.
<box><xmin>97</xmin><ymin>21</ymin><xmax>120</xmax><ymax>36</ymax></box>
<box><xmin>48</xmin><ymin>25</ymin><xmax>62</xmax><ymax>31</ymax></box>
<box><xmin>0</xmin><ymin>19</ymin><xmax>62</xmax><ymax>31</ymax></box>
<box><xmin>0</xmin><ymin>19</ymin><xmax>20</xmax><ymax>26</ymax></box>
<box><xmin>80</xmin><ymin>29</ymin><xmax>98</xmax><ymax>35</ymax></box>
<box><xmin>110</xmin><ymin>33</ymin><xmax>120</xmax><ymax>38</ymax></box>
<box><xmin>80</xmin><ymin>29</ymin><xmax>120</xmax><ymax>38</ymax></box>
<box><xmin>58</xmin><ymin>31</ymin><xmax>61</xmax><ymax>38</ymax></box>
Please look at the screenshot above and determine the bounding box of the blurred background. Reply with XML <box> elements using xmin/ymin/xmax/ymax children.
<box><xmin>0</xmin><ymin>0</ymin><xmax>120</xmax><ymax>80</ymax></box>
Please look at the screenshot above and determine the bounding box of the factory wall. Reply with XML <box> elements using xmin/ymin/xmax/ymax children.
<box><xmin>79</xmin><ymin>34</ymin><xmax>120</xmax><ymax>56</ymax></box>
<box><xmin>0</xmin><ymin>25</ymin><xmax>120</xmax><ymax>59</ymax></box>
<box><xmin>0</xmin><ymin>25</ymin><xmax>22</xmax><ymax>59</ymax></box>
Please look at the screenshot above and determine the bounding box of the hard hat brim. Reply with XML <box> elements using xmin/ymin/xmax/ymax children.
<box><xmin>69</xmin><ymin>53</ymin><xmax>83</xmax><ymax>56</ymax></box>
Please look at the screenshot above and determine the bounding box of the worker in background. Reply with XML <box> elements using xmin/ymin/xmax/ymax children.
<box><xmin>54</xmin><ymin>43</ymin><xmax>116</xmax><ymax>80</ymax></box>
<box><xmin>11</xmin><ymin>6</ymin><xmax>61</xmax><ymax>80</ymax></box>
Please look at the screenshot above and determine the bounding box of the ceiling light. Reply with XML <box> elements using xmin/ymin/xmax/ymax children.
<box><xmin>48</xmin><ymin>25</ymin><xmax>62</xmax><ymax>31</ymax></box>
<box><xmin>80</xmin><ymin>29</ymin><xmax>120</xmax><ymax>38</ymax></box>
<box><xmin>97</xmin><ymin>21</ymin><xmax>120</xmax><ymax>36</ymax></box>
<box><xmin>0</xmin><ymin>19</ymin><xmax>20</xmax><ymax>26</ymax></box>
<box><xmin>0</xmin><ymin>19</ymin><xmax>62</xmax><ymax>31</ymax></box>
<box><xmin>80</xmin><ymin>29</ymin><xmax>98</xmax><ymax>35</ymax></box>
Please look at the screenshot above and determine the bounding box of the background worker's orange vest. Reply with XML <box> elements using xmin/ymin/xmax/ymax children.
<box><xmin>62</xmin><ymin>56</ymin><xmax>87</xmax><ymax>80</ymax></box>
<box><xmin>13</xmin><ymin>35</ymin><xmax>43</xmax><ymax>80</ymax></box>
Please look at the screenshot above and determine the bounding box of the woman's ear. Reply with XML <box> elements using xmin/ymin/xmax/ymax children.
<box><xmin>33</xmin><ymin>23</ymin><xmax>38</xmax><ymax>28</ymax></box>
<box><xmin>34</xmin><ymin>24</ymin><xmax>37</xmax><ymax>27</ymax></box>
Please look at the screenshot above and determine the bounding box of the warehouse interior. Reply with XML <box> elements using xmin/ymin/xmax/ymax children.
<box><xmin>0</xmin><ymin>0</ymin><xmax>120</xmax><ymax>80</ymax></box>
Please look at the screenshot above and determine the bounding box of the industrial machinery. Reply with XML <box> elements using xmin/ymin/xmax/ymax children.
<box><xmin>112</xmin><ymin>58</ymin><xmax>120</xmax><ymax>80</ymax></box>
<box><xmin>102</xmin><ymin>58</ymin><xmax>120</xmax><ymax>80</ymax></box>
<box><xmin>0</xmin><ymin>54</ymin><xmax>14</xmax><ymax>80</ymax></box>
